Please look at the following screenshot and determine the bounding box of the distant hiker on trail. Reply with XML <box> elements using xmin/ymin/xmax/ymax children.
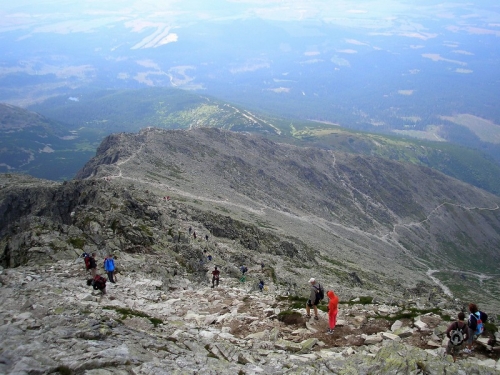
<box><xmin>260</xmin><ymin>262</ymin><xmax>265</xmax><ymax>271</ymax></box>
<box><xmin>87</xmin><ymin>275</ymin><xmax>106</xmax><ymax>295</ymax></box>
<box><xmin>240</xmin><ymin>265</ymin><xmax>248</xmax><ymax>275</ymax></box>
<box><xmin>211</xmin><ymin>266</ymin><xmax>220</xmax><ymax>288</ymax></box>
<box><xmin>205</xmin><ymin>234</ymin><xmax>209</xmax><ymax>241</ymax></box>
<box><xmin>326</xmin><ymin>290</ymin><xmax>339</xmax><ymax>334</ymax></box>
<box><xmin>258</xmin><ymin>280</ymin><xmax>264</xmax><ymax>292</ymax></box>
<box><xmin>207</xmin><ymin>253</ymin><xmax>212</xmax><ymax>261</ymax></box>
<box><xmin>189</xmin><ymin>227</ymin><xmax>192</xmax><ymax>235</ymax></box>
<box><xmin>193</xmin><ymin>231</ymin><xmax>197</xmax><ymax>239</ymax></box>
<box><xmin>89</xmin><ymin>253</ymin><xmax>97</xmax><ymax>277</ymax></box>
<box><xmin>465</xmin><ymin>303</ymin><xmax>488</xmax><ymax>354</ymax></box>
<box><xmin>305</xmin><ymin>278</ymin><xmax>323</xmax><ymax>320</ymax></box>
<box><xmin>446</xmin><ymin>312</ymin><xmax>468</xmax><ymax>362</ymax></box>
<box><xmin>104</xmin><ymin>254</ymin><xmax>116</xmax><ymax>283</ymax></box>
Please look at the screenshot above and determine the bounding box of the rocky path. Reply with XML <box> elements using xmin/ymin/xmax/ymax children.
<box><xmin>1</xmin><ymin>258</ymin><xmax>499</xmax><ymax>374</ymax></box>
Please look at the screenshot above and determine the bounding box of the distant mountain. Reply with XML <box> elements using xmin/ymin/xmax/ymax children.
<box><xmin>28</xmin><ymin>88</ymin><xmax>282</xmax><ymax>135</ymax></box>
<box><xmin>0</xmin><ymin>103</ymin><xmax>101</xmax><ymax>181</ymax></box>
<box><xmin>28</xmin><ymin>88</ymin><xmax>500</xmax><ymax>196</ymax></box>
<box><xmin>74</xmin><ymin>127</ymin><xmax>500</xmax><ymax>311</ymax></box>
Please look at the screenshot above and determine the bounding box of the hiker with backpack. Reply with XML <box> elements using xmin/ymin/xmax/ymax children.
<box><xmin>87</xmin><ymin>275</ymin><xmax>106</xmax><ymax>295</ymax></box>
<box><xmin>465</xmin><ymin>303</ymin><xmax>488</xmax><ymax>354</ymax></box>
<box><xmin>84</xmin><ymin>253</ymin><xmax>97</xmax><ymax>277</ymax></box>
<box><xmin>326</xmin><ymin>290</ymin><xmax>339</xmax><ymax>334</ymax></box>
<box><xmin>258</xmin><ymin>280</ymin><xmax>264</xmax><ymax>292</ymax></box>
<box><xmin>446</xmin><ymin>312</ymin><xmax>468</xmax><ymax>361</ymax></box>
<box><xmin>305</xmin><ymin>278</ymin><xmax>324</xmax><ymax>320</ymax></box>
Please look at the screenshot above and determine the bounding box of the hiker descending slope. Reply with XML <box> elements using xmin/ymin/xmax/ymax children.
<box><xmin>465</xmin><ymin>303</ymin><xmax>488</xmax><ymax>354</ymax></box>
<box><xmin>88</xmin><ymin>253</ymin><xmax>97</xmax><ymax>277</ymax></box>
<box><xmin>104</xmin><ymin>254</ymin><xmax>116</xmax><ymax>283</ymax></box>
<box><xmin>446</xmin><ymin>312</ymin><xmax>468</xmax><ymax>362</ymax></box>
<box><xmin>87</xmin><ymin>275</ymin><xmax>106</xmax><ymax>295</ymax></box>
<box><xmin>326</xmin><ymin>290</ymin><xmax>339</xmax><ymax>334</ymax></box>
<box><xmin>258</xmin><ymin>280</ymin><xmax>264</xmax><ymax>292</ymax></box>
<box><xmin>305</xmin><ymin>278</ymin><xmax>324</xmax><ymax>320</ymax></box>
<box><xmin>211</xmin><ymin>266</ymin><xmax>220</xmax><ymax>288</ymax></box>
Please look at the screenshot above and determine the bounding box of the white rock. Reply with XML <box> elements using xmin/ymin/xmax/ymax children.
<box><xmin>305</xmin><ymin>322</ymin><xmax>317</xmax><ymax>333</ymax></box>
<box><xmin>381</xmin><ymin>332</ymin><xmax>401</xmax><ymax>341</ymax></box>
<box><xmin>343</xmin><ymin>347</ymin><xmax>356</xmax><ymax>356</ymax></box>
<box><xmin>364</xmin><ymin>334</ymin><xmax>383</xmax><ymax>345</ymax></box>
<box><xmin>414</xmin><ymin>319</ymin><xmax>428</xmax><ymax>330</ymax></box>
<box><xmin>426</xmin><ymin>340</ymin><xmax>441</xmax><ymax>348</ymax></box>
<box><xmin>391</xmin><ymin>320</ymin><xmax>403</xmax><ymax>332</ymax></box>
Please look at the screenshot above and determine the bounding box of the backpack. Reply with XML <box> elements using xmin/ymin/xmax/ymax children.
<box><xmin>93</xmin><ymin>275</ymin><xmax>106</xmax><ymax>290</ymax></box>
<box><xmin>480</xmin><ymin>311</ymin><xmax>488</xmax><ymax>323</ymax></box>
<box><xmin>82</xmin><ymin>253</ymin><xmax>91</xmax><ymax>270</ymax></box>
<box><xmin>449</xmin><ymin>322</ymin><xmax>467</xmax><ymax>346</ymax></box>
<box><xmin>314</xmin><ymin>284</ymin><xmax>325</xmax><ymax>301</ymax></box>
<box><xmin>473</xmin><ymin>312</ymin><xmax>484</xmax><ymax>336</ymax></box>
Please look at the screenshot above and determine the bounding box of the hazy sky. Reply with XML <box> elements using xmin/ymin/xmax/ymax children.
<box><xmin>2</xmin><ymin>0</ymin><xmax>500</xmax><ymax>33</ymax></box>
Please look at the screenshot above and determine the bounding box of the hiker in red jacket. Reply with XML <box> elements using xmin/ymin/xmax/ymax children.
<box><xmin>326</xmin><ymin>290</ymin><xmax>339</xmax><ymax>334</ymax></box>
<box><xmin>211</xmin><ymin>266</ymin><xmax>220</xmax><ymax>288</ymax></box>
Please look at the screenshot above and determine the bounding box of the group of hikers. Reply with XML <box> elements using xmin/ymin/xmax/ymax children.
<box><xmin>80</xmin><ymin>248</ymin><xmax>489</xmax><ymax>361</ymax></box>
<box><xmin>82</xmin><ymin>252</ymin><xmax>117</xmax><ymax>295</ymax></box>
<box><xmin>305</xmin><ymin>278</ymin><xmax>338</xmax><ymax>335</ymax></box>
<box><xmin>445</xmin><ymin>303</ymin><xmax>488</xmax><ymax>361</ymax></box>
<box><xmin>305</xmin><ymin>278</ymin><xmax>489</xmax><ymax>359</ymax></box>
<box><xmin>210</xmin><ymin>263</ymin><xmax>266</xmax><ymax>292</ymax></box>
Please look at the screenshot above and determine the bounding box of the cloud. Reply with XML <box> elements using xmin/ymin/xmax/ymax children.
<box><xmin>455</xmin><ymin>68</ymin><xmax>473</xmax><ymax>74</ymax></box>
<box><xmin>452</xmin><ymin>50</ymin><xmax>474</xmax><ymax>55</ymax></box>
<box><xmin>345</xmin><ymin>39</ymin><xmax>368</xmax><ymax>46</ymax></box>
<box><xmin>230</xmin><ymin>62</ymin><xmax>270</xmax><ymax>74</ymax></box>
<box><xmin>301</xmin><ymin>59</ymin><xmax>324</xmax><ymax>64</ymax></box>
<box><xmin>331</xmin><ymin>56</ymin><xmax>350</xmax><ymax>67</ymax></box>
<box><xmin>447</xmin><ymin>25</ymin><xmax>500</xmax><ymax>37</ymax></box>
<box><xmin>336</xmin><ymin>49</ymin><xmax>357</xmax><ymax>54</ymax></box>
<box><xmin>421</xmin><ymin>53</ymin><xmax>467</xmax><ymax>66</ymax></box>
<box><xmin>264</xmin><ymin>87</ymin><xmax>291</xmax><ymax>93</ymax></box>
<box><xmin>398</xmin><ymin>90</ymin><xmax>414</xmax><ymax>96</ymax></box>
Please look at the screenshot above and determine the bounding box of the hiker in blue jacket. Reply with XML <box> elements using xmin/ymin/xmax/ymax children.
<box><xmin>104</xmin><ymin>254</ymin><xmax>116</xmax><ymax>283</ymax></box>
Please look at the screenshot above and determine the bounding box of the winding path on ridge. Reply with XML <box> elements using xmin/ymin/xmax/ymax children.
<box><xmin>100</xmin><ymin>148</ymin><xmax>500</xmax><ymax>299</ymax></box>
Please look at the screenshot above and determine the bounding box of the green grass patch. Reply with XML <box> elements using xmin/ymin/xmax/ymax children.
<box><xmin>68</xmin><ymin>237</ymin><xmax>85</xmax><ymax>249</ymax></box>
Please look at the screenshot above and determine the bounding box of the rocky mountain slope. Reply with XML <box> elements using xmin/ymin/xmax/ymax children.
<box><xmin>1</xmin><ymin>254</ymin><xmax>500</xmax><ymax>374</ymax></box>
<box><xmin>74</xmin><ymin>127</ymin><xmax>500</xmax><ymax>309</ymax></box>
<box><xmin>2</xmin><ymin>126</ymin><xmax>500</xmax><ymax>373</ymax></box>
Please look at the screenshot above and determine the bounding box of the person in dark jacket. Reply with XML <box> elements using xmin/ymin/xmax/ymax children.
<box><xmin>87</xmin><ymin>275</ymin><xmax>106</xmax><ymax>295</ymax></box>
<box><xmin>305</xmin><ymin>278</ymin><xmax>320</xmax><ymax>320</ymax></box>
<box><xmin>465</xmin><ymin>303</ymin><xmax>488</xmax><ymax>353</ymax></box>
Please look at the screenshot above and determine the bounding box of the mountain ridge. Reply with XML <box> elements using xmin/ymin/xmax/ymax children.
<box><xmin>47</xmin><ymin>128</ymin><xmax>500</xmax><ymax>309</ymax></box>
